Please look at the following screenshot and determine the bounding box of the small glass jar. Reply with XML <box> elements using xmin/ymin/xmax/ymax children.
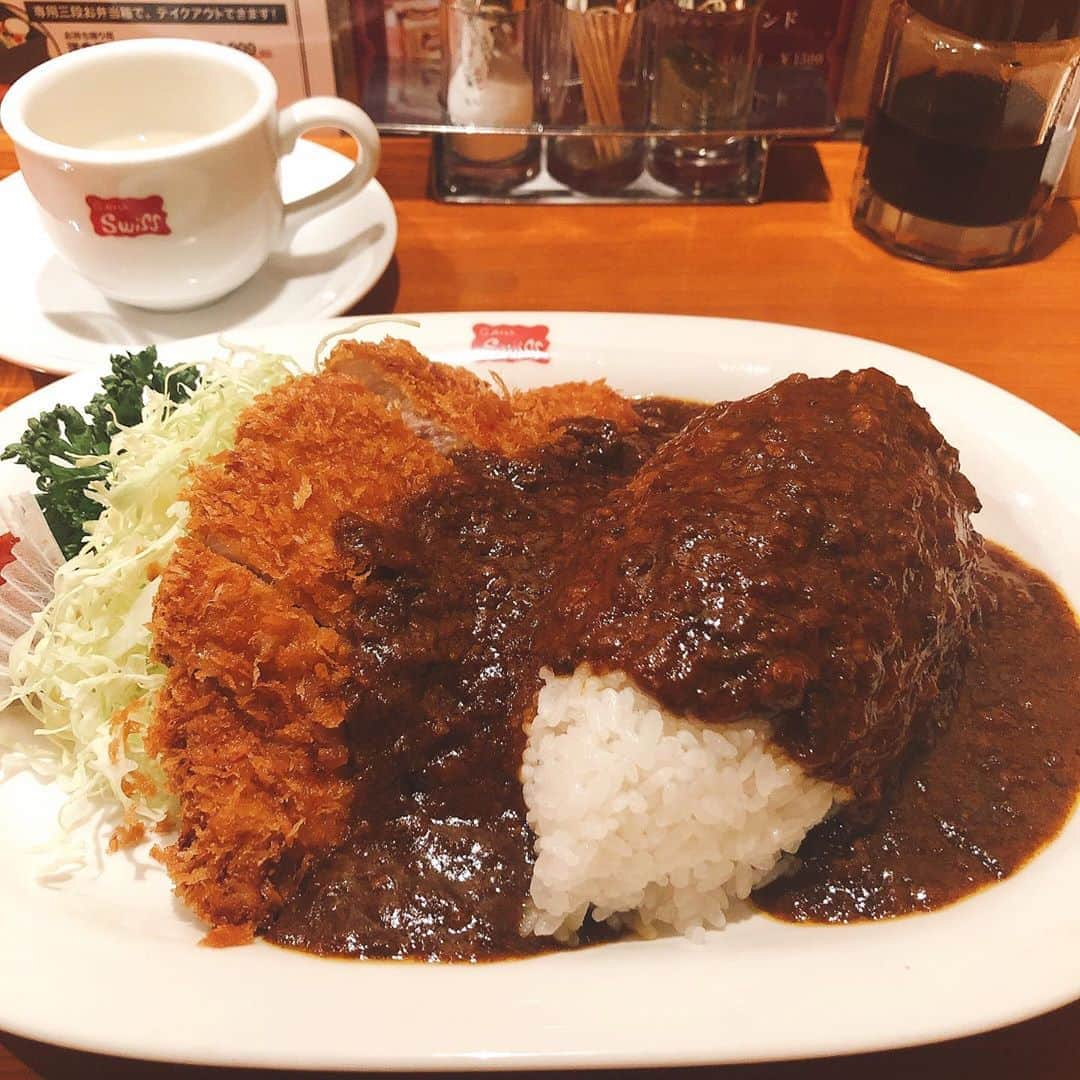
<box><xmin>646</xmin><ymin>0</ymin><xmax>767</xmax><ymax>199</ymax></box>
<box><xmin>440</xmin><ymin>0</ymin><xmax>542</xmax><ymax>195</ymax></box>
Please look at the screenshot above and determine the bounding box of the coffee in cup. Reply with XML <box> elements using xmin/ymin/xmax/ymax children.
<box><xmin>0</xmin><ymin>38</ymin><xmax>382</xmax><ymax>310</ymax></box>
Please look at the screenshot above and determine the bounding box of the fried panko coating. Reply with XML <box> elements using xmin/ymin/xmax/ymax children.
<box><xmin>325</xmin><ymin>338</ymin><xmax>513</xmax><ymax>453</ymax></box>
<box><xmin>187</xmin><ymin>343</ymin><xmax>637</xmax><ymax>629</ymax></box>
<box><xmin>510</xmin><ymin>380</ymin><xmax>640</xmax><ymax>447</ymax></box>
<box><xmin>325</xmin><ymin>337</ymin><xmax>639</xmax><ymax>455</ymax></box>
<box><xmin>149</xmin><ymin>540</ymin><xmax>352</xmax><ymax>932</ymax></box>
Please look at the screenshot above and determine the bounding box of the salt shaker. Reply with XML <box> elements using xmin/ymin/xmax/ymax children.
<box><xmin>441</xmin><ymin>0</ymin><xmax>541</xmax><ymax>194</ymax></box>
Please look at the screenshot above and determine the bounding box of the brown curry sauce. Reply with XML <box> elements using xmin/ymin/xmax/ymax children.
<box><xmin>756</xmin><ymin>543</ymin><xmax>1080</xmax><ymax>922</ymax></box>
<box><xmin>267</xmin><ymin>387</ymin><xmax>1080</xmax><ymax>957</ymax></box>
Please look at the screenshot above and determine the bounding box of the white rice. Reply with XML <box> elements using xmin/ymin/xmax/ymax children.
<box><xmin>521</xmin><ymin>665</ymin><xmax>844</xmax><ymax>942</ymax></box>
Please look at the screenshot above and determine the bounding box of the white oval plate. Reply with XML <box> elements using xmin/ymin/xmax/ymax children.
<box><xmin>0</xmin><ymin>141</ymin><xmax>397</xmax><ymax>377</ymax></box>
<box><xmin>0</xmin><ymin>313</ymin><xmax>1077</xmax><ymax>1071</ymax></box>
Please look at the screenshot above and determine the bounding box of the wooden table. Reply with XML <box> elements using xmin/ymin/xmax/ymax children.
<box><xmin>0</xmin><ymin>133</ymin><xmax>1076</xmax><ymax>1079</ymax></box>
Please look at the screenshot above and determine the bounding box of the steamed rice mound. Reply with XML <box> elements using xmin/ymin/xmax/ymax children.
<box><xmin>522</xmin><ymin>666</ymin><xmax>844</xmax><ymax>942</ymax></box>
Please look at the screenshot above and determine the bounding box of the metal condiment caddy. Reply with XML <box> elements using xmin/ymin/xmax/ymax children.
<box><xmin>362</xmin><ymin>0</ymin><xmax>839</xmax><ymax>204</ymax></box>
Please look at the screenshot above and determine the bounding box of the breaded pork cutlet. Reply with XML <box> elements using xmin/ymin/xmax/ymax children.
<box><xmin>148</xmin><ymin>541</ymin><xmax>352</xmax><ymax>938</ymax></box>
<box><xmin>326</xmin><ymin>337</ymin><xmax>640</xmax><ymax>454</ymax></box>
<box><xmin>323</xmin><ymin>338</ymin><xmax>513</xmax><ymax>453</ymax></box>
<box><xmin>184</xmin><ymin>368</ymin><xmax>453</xmax><ymax>629</ymax></box>
<box><xmin>187</xmin><ymin>341</ymin><xmax>635</xmax><ymax>628</ymax></box>
<box><xmin>152</xmin><ymin>367</ymin><xmax>453</xmax><ymax>935</ymax></box>
<box><xmin>151</xmin><ymin>339</ymin><xmax>641</xmax><ymax>938</ymax></box>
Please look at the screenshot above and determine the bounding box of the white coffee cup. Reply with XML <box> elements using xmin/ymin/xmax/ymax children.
<box><xmin>0</xmin><ymin>39</ymin><xmax>381</xmax><ymax>311</ymax></box>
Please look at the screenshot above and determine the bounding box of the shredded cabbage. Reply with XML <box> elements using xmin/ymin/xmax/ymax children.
<box><xmin>3</xmin><ymin>349</ymin><xmax>296</xmax><ymax>838</ymax></box>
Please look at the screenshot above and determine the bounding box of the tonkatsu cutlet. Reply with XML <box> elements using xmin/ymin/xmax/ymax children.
<box><xmin>148</xmin><ymin>541</ymin><xmax>352</xmax><ymax>937</ymax></box>
<box><xmin>325</xmin><ymin>337</ymin><xmax>640</xmax><ymax>456</ymax></box>
<box><xmin>183</xmin><ymin>367</ymin><xmax>452</xmax><ymax>630</ymax></box>
<box><xmin>187</xmin><ymin>340</ymin><xmax>638</xmax><ymax>627</ymax></box>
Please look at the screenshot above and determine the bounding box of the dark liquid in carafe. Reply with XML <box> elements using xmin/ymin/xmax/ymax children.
<box><xmin>909</xmin><ymin>0</ymin><xmax>1080</xmax><ymax>43</ymax></box>
<box><xmin>864</xmin><ymin>71</ymin><xmax>1056</xmax><ymax>228</ymax></box>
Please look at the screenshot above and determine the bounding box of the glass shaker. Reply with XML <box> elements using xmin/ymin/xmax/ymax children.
<box><xmin>545</xmin><ymin>0</ymin><xmax>649</xmax><ymax>196</ymax></box>
<box><xmin>852</xmin><ymin>1</ymin><xmax>1080</xmax><ymax>269</ymax></box>
<box><xmin>440</xmin><ymin>0</ymin><xmax>542</xmax><ymax>195</ymax></box>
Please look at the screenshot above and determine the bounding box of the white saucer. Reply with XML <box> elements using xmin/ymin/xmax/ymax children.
<box><xmin>0</xmin><ymin>140</ymin><xmax>397</xmax><ymax>375</ymax></box>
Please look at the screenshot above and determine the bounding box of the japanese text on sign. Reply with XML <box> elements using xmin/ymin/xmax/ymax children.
<box><xmin>25</xmin><ymin>4</ymin><xmax>287</xmax><ymax>24</ymax></box>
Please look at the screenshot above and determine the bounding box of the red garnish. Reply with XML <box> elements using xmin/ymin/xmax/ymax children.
<box><xmin>0</xmin><ymin>531</ymin><xmax>17</xmax><ymax>584</ymax></box>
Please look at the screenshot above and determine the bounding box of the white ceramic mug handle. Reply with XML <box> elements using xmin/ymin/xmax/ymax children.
<box><xmin>277</xmin><ymin>97</ymin><xmax>381</xmax><ymax>238</ymax></box>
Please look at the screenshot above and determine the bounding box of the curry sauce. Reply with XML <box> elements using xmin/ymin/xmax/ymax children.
<box><xmin>756</xmin><ymin>543</ymin><xmax>1080</xmax><ymax>922</ymax></box>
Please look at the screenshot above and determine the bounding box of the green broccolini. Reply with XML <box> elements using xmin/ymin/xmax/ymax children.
<box><xmin>2</xmin><ymin>347</ymin><xmax>200</xmax><ymax>559</ymax></box>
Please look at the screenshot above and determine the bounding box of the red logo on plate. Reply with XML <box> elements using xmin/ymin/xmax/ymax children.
<box><xmin>86</xmin><ymin>195</ymin><xmax>171</xmax><ymax>238</ymax></box>
<box><xmin>471</xmin><ymin>323</ymin><xmax>550</xmax><ymax>364</ymax></box>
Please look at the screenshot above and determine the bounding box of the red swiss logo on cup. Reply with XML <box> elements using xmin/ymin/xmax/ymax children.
<box><xmin>471</xmin><ymin>323</ymin><xmax>550</xmax><ymax>363</ymax></box>
<box><xmin>85</xmin><ymin>195</ymin><xmax>172</xmax><ymax>238</ymax></box>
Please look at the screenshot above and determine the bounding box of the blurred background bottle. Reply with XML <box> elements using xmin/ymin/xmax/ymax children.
<box><xmin>910</xmin><ymin>0</ymin><xmax>1079</xmax><ymax>42</ymax></box>
<box><xmin>851</xmin><ymin>0</ymin><xmax>1080</xmax><ymax>268</ymax></box>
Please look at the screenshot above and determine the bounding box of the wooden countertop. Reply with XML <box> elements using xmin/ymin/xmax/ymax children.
<box><xmin>0</xmin><ymin>132</ymin><xmax>1077</xmax><ymax>1079</ymax></box>
<box><xmin>1</xmin><ymin>134</ymin><xmax>1079</xmax><ymax>429</ymax></box>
